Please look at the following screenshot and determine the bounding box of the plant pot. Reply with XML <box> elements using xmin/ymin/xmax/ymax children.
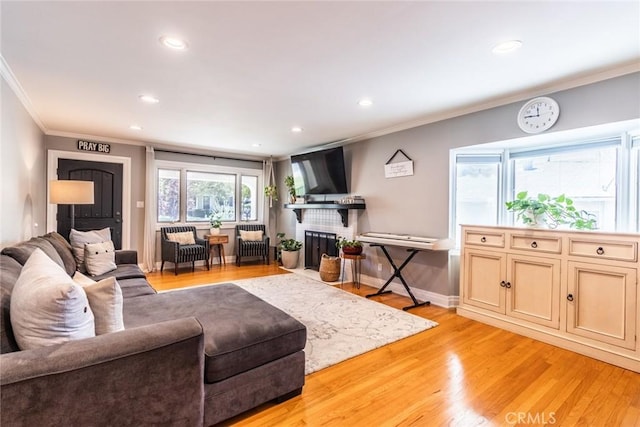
<box><xmin>281</xmin><ymin>250</ymin><xmax>300</xmax><ymax>269</ymax></box>
<box><xmin>342</xmin><ymin>246</ymin><xmax>363</xmax><ymax>255</ymax></box>
<box><xmin>210</xmin><ymin>228</ymin><xmax>220</xmax><ymax>235</ymax></box>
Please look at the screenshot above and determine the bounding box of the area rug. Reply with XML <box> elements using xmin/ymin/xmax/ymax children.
<box><xmin>231</xmin><ymin>274</ymin><xmax>438</xmax><ymax>375</ymax></box>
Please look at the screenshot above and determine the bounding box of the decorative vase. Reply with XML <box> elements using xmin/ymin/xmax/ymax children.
<box><xmin>210</xmin><ymin>227</ymin><xmax>220</xmax><ymax>235</ymax></box>
<box><xmin>281</xmin><ymin>250</ymin><xmax>299</xmax><ymax>269</ymax></box>
<box><xmin>342</xmin><ymin>246</ymin><xmax>363</xmax><ymax>255</ymax></box>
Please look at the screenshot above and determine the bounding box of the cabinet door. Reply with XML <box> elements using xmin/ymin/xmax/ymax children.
<box><xmin>506</xmin><ymin>254</ymin><xmax>560</xmax><ymax>329</ymax></box>
<box><xmin>462</xmin><ymin>249</ymin><xmax>506</xmax><ymax>314</ymax></box>
<box><xmin>566</xmin><ymin>262</ymin><xmax>637</xmax><ymax>350</ymax></box>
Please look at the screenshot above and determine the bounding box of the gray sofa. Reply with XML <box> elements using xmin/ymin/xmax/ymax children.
<box><xmin>0</xmin><ymin>233</ymin><xmax>306</xmax><ymax>426</ymax></box>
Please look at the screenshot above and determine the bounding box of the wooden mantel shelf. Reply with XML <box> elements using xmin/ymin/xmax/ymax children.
<box><xmin>284</xmin><ymin>203</ymin><xmax>366</xmax><ymax>227</ymax></box>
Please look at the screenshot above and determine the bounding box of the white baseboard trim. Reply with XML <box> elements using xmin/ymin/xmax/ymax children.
<box><xmin>359</xmin><ymin>273</ymin><xmax>459</xmax><ymax>309</ymax></box>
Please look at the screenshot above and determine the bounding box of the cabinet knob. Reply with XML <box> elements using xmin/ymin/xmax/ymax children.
<box><xmin>500</xmin><ymin>280</ymin><xmax>507</xmax><ymax>287</ymax></box>
<box><xmin>531</xmin><ymin>241</ymin><xmax>538</xmax><ymax>248</ymax></box>
<box><xmin>480</xmin><ymin>236</ymin><xmax>487</xmax><ymax>243</ymax></box>
<box><xmin>567</xmin><ymin>294</ymin><xmax>574</xmax><ymax>302</ymax></box>
<box><xmin>596</xmin><ymin>247</ymin><xmax>605</xmax><ymax>255</ymax></box>
<box><xmin>505</xmin><ymin>281</ymin><xmax>512</xmax><ymax>289</ymax></box>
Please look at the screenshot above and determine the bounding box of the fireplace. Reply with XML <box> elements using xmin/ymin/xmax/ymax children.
<box><xmin>304</xmin><ymin>230</ymin><xmax>338</xmax><ymax>270</ymax></box>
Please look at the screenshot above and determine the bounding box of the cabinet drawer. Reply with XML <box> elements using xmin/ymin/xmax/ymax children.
<box><xmin>510</xmin><ymin>234</ymin><xmax>562</xmax><ymax>254</ymax></box>
<box><xmin>568</xmin><ymin>238</ymin><xmax>637</xmax><ymax>262</ymax></box>
<box><xmin>464</xmin><ymin>230</ymin><xmax>505</xmax><ymax>248</ymax></box>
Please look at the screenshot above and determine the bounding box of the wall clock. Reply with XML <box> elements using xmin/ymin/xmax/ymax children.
<box><xmin>517</xmin><ymin>96</ymin><xmax>560</xmax><ymax>134</ymax></box>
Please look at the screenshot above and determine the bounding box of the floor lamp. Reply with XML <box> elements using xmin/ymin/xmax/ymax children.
<box><xmin>49</xmin><ymin>180</ymin><xmax>95</xmax><ymax>231</ymax></box>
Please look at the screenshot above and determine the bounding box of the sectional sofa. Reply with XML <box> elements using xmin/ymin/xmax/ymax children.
<box><xmin>0</xmin><ymin>232</ymin><xmax>306</xmax><ymax>426</ymax></box>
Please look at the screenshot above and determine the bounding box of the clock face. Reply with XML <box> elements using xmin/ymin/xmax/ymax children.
<box><xmin>517</xmin><ymin>97</ymin><xmax>560</xmax><ymax>134</ymax></box>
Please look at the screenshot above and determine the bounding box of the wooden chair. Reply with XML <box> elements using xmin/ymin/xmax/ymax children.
<box><xmin>235</xmin><ymin>224</ymin><xmax>270</xmax><ymax>265</ymax></box>
<box><xmin>160</xmin><ymin>226</ymin><xmax>210</xmax><ymax>275</ymax></box>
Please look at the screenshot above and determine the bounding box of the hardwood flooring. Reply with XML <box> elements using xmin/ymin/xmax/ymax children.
<box><xmin>146</xmin><ymin>263</ymin><xmax>640</xmax><ymax>427</ymax></box>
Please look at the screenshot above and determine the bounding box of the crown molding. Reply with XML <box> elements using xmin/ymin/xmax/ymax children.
<box><xmin>0</xmin><ymin>54</ymin><xmax>46</xmax><ymax>132</ymax></box>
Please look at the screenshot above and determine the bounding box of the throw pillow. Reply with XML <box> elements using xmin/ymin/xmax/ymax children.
<box><xmin>74</xmin><ymin>276</ymin><xmax>124</xmax><ymax>335</ymax></box>
<box><xmin>42</xmin><ymin>232</ymin><xmax>77</xmax><ymax>276</ymax></box>
<box><xmin>10</xmin><ymin>248</ymin><xmax>95</xmax><ymax>350</ymax></box>
<box><xmin>166</xmin><ymin>231</ymin><xmax>196</xmax><ymax>245</ymax></box>
<box><xmin>239</xmin><ymin>230</ymin><xmax>263</xmax><ymax>241</ymax></box>
<box><xmin>84</xmin><ymin>240</ymin><xmax>117</xmax><ymax>276</ymax></box>
<box><xmin>70</xmin><ymin>228</ymin><xmax>112</xmax><ymax>273</ymax></box>
<box><xmin>1</xmin><ymin>237</ymin><xmax>65</xmax><ymax>270</ymax></box>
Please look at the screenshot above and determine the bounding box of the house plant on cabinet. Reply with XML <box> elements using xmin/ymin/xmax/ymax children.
<box><xmin>336</xmin><ymin>237</ymin><xmax>363</xmax><ymax>255</ymax></box>
<box><xmin>209</xmin><ymin>214</ymin><xmax>222</xmax><ymax>235</ymax></box>
<box><xmin>505</xmin><ymin>191</ymin><xmax>597</xmax><ymax>229</ymax></box>
<box><xmin>277</xmin><ymin>233</ymin><xmax>302</xmax><ymax>269</ymax></box>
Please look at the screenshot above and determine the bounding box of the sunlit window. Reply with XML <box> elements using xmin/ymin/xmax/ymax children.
<box><xmin>157</xmin><ymin>169</ymin><xmax>180</xmax><ymax>222</ymax></box>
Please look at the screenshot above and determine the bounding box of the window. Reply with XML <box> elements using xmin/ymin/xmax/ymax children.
<box><xmin>450</xmin><ymin>125</ymin><xmax>639</xmax><ymax>244</ymax></box>
<box><xmin>157</xmin><ymin>169</ymin><xmax>180</xmax><ymax>222</ymax></box>
<box><xmin>186</xmin><ymin>171</ymin><xmax>236</xmax><ymax>222</ymax></box>
<box><xmin>156</xmin><ymin>161</ymin><xmax>263</xmax><ymax>225</ymax></box>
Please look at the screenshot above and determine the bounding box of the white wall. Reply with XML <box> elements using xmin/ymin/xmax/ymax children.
<box><xmin>0</xmin><ymin>78</ymin><xmax>45</xmax><ymax>248</ymax></box>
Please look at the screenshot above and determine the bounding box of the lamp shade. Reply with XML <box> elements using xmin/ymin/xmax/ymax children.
<box><xmin>49</xmin><ymin>180</ymin><xmax>95</xmax><ymax>205</ymax></box>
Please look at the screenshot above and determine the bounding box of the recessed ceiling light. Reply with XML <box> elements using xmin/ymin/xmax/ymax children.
<box><xmin>291</xmin><ymin>126</ymin><xmax>303</xmax><ymax>133</ymax></box>
<box><xmin>358</xmin><ymin>98</ymin><xmax>373</xmax><ymax>107</ymax></box>
<box><xmin>129</xmin><ymin>124</ymin><xmax>143</xmax><ymax>131</ymax></box>
<box><xmin>492</xmin><ymin>40</ymin><xmax>523</xmax><ymax>54</ymax></box>
<box><xmin>159</xmin><ymin>35</ymin><xmax>188</xmax><ymax>50</ymax></box>
<box><xmin>139</xmin><ymin>94</ymin><xmax>159</xmax><ymax>104</ymax></box>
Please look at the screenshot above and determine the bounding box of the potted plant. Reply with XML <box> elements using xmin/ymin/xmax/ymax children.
<box><xmin>209</xmin><ymin>213</ymin><xmax>222</xmax><ymax>235</ymax></box>
<box><xmin>264</xmin><ymin>185</ymin><xmax>278</xmax><ymax>201</ymax></box>
<box><xmin>505</xmin><ymin>191</ymin><xmax>597</xmax><ymax>229</ymax></box>
<box><xmin>284</xmin><ymin>175</ymin><xmax>296</xmax><ymax>203</ymax></box>
<box><xmin>336</xmin><ymin>237</ymin><xmax>363</xmax><ymax>255</ymax></box>
<box><xmin>277</xmin><ymin>232</ymin><xmax>302</xmax><ymax>268</ymax></box>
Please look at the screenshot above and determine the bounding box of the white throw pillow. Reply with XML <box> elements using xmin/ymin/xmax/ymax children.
<box><xmin>166</xmin><ymin>231</ymin><xmax>196</xmax><ymax>245</ymax></box>
<box><xmin>84</xmin><ymin>240</ymin><xmax>117</xmax><ymax>276</ymax></box>
<box><xmin>70</xmin><ymin>228</ymin><xmax>112</xmax><ymax>273</ymax></box>
<box><xmin>239</xmin><ymin>230</ymin><xmax>263</xmax><ymax>241</ymax></box>
<box><xmin>11</xmin><ymin>248</ymin><xmax>95</xmax><ymax>350</ymax></box>
<box><xmin>83</xmin><ymin>277</ymin><xmax>124</xmax><ymax>335</ymax></box>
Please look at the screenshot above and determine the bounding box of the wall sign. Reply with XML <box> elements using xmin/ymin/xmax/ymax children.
<box><xmin>78</xmin><ymin>140</ymin><xmax>110</xmax><ymax>153</ymax></box>
<box><xmin>384</xmin><ymin>149</ymin><xmax>414</xmax><ymax>178</ymax></box>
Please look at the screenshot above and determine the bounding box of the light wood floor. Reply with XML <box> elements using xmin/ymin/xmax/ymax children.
<box><xmin>147</xmin><ymin>263</ymin><xmax>640</xmax><ymax>427</ymax></box>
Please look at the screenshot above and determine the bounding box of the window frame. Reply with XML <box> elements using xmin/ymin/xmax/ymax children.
<box><xmin>155</xmin><ymin>159</ymin><xmax>264</xmax><ymax>229</ymax></box>
<box><xmin>450</xmin><ymin>126</ymin><xmax>640</xmax><ymax>246</ymax></box>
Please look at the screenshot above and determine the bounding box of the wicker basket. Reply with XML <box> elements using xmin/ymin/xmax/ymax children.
<box><xmin>319</xmin><ymin>253</ymin><xmax>341</xmax><ymax>282</ymax></box>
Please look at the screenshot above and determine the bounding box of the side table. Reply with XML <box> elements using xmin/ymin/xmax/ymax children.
<box><xmin>341</xmin><ymin>253</ymin><xmax>366</xmax><ymax>289</ymax></box>
<box><xmin>205</xmin><ymin>234</ymin><xmax>229</xmax><ymax>267</ymax></box>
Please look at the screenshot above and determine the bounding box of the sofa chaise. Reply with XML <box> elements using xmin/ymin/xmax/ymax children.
<box><xmin>0</xmin><ymin>232</ymin><xmax>306</xmax><ymax>426</ymax></box>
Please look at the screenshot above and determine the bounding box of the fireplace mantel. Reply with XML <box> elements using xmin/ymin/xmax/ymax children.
<box><xmin>284</xmin><ymin>203</ymin><xmax>366</xmax><ymax>227</ymax></box>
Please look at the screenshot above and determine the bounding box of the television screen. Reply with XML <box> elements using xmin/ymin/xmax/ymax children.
<box><xmin>291</xmin><ymin>147</ymin><xmax>348</xmax><ymax>195</ymax></box>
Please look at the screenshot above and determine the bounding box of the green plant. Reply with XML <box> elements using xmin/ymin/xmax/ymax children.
<box><xmin>208</xmin><ymin>213</ymin><xmax>222</xmax><ymax>228</ymax></box>
<box><xmin>505</xmin><ymin>191</ymin><xmax>597</xmax><ymax>230</ymax></box>
<box><xmin>284</xmin><ymin>175</ymin><xmax>296</xmax><ymax>198</ymax></box>
<box><xmin>277</xmin><ymin>232</ymin><xmax>302</xmax><ymax>252</ymax></box>
<box><xmin>264</xmin><ymin>185</ymin><xmax>278</xmax><ymax>201</ymax></box>
<box><xmin>335</xmin><ymin>237</ymin><xmax>363</xmax><ymax>249</ymax></box>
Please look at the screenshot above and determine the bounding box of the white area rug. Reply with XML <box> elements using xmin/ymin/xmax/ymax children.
<box><xmin>231</xmin><ymin>274</ymin><xmax>438</xmax><ymax>375</ymax></box>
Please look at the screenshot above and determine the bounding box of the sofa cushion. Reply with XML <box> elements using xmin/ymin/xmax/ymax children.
<box><xmin>1</xmin><ymin>255</ymin><xmax>22</xmax><ymax>354</ymax></box>
<box><xmin>41</xmin><ymin>232</ymin><xmax>77</xmax><ymax>276</ymax></box>
<box><xmin>123</xmin><ymin>283</ymin><xmax>306</xmax><ymax>383</ymax></box>
<box><xmin>84</xmin><ymin>240</ymin><xmax>117</xmax><ymax>276</ymax></box>
<box><xmin>70</xmin><ymin>228</ymin><xmax>111</xmax><ymax>273</ymax></box>
<box><xmin>117</xmin><ymin>278</ymin><xmax>157</xmax><ymax>299</ymax></box>
<box><xmin>1</xmin><ymin>237</ymin><xmax>65</xmax><ymax>270</ymax></box>
<box><xmin>91</xmin><ymin>264</ymin><xmax>147</xmax><ymax>282</ymax></box>
<box><xmin>10</xmin><ymin>249</ymin><xmax>95</xmax><ymax>350</ymax></box>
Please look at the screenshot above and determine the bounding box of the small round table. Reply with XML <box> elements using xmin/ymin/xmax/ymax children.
<box><xmin>205</xmin><ymin>234</ymin><xmax>229</xmax><ymax>266</ymax></box>
<box><xmin>341</xmin><ymin>253</ymin><xmax>366</xmax><ymax>289</ymax></box>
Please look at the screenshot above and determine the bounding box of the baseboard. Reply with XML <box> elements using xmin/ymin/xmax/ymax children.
<box><xmin>359</xmin><ymin>273</ymin><xmax>458</xmax><ymax>309</ymax></box>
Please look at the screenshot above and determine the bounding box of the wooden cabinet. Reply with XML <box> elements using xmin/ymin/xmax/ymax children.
<box><xmin>458</xmin><ymin>226</ymin><xmax>639</xmax><ymax>372</ymax></box>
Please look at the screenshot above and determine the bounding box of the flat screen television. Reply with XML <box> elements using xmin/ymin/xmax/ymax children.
<box><xmin>290</xmin><ymin>147</ymin><xmax>348</xmax><ymax>195</ymax></box>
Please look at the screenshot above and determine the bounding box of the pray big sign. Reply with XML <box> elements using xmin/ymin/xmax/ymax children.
<box><xmin>78</xmin><ymin>140</ymin><xmax>110</xmax><ymax>153</ymax></box>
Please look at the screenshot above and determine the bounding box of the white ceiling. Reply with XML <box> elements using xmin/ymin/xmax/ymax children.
<box><xmin>2</xmin><ymin>1</ymin><xmax>639</xmax><ymax>158</ymax></box>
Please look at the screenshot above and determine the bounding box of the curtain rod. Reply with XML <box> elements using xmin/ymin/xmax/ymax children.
<box><xmin>155</xmin><ymin>148</ymin><xmax>265</xmax><ymax>164</ymax></box>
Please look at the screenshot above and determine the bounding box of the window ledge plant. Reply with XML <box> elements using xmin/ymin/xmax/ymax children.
<box><xmin>505</xmin><ymin>191</ymin><xmax>597</xmax><ymax>230</ymax></box>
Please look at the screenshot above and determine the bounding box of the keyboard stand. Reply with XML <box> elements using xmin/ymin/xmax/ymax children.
<box><xmin>365</xmin><ymin>244</ymin><xmax>430</xmax><ymax>311</ymax></box>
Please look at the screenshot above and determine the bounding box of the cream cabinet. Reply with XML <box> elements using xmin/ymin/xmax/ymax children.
<box><xmin>458</xmin><ymin>226</ymin><xmax>639</xmax><ymax>372</ymax></box>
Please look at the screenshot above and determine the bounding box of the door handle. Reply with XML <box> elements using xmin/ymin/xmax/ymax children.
<box><xmin>567</xmin><ymin>294</ymin><xmax>574</xmax><ymax>302</ymax></box>
<box><xmin>531</xmin><ymin>241</ymin><xmax>538</xmax><ymax>248</ymax></box>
